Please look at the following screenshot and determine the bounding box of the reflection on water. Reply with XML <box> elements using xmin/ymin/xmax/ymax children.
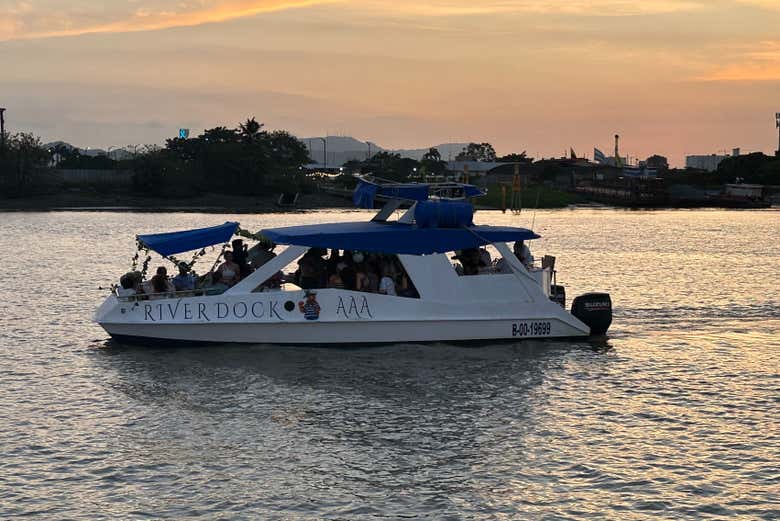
<box><xmin>0</xmin><ymin>209</ymin><xmax>778</xmax><ymax>519</ymax></box>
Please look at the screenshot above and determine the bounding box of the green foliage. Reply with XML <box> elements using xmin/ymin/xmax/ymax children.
<box><xmin>667</xmin><ymin>153</ymin><xmax>780</xmax><ymax>187</ymax></box>
<box><xmin>420</xmin><ymin>147</ymin><xmax>447</xmax><ymax>177</ymax></box>
<box><xmin>132</xmin><ymin>117</ymin><xmax>310</xmax><ymax>196</ymax></box>
<box><xmin>456</xmin><ymin>142</ymin><xmax>497</xmax><ymax>162</ymax></box>
<box><xmin>58</xmin><ymin>150</ymin><xmax>118</xmax><ymax>170</ymax></box>
<box><xmin>497</xmin><ymin>152</ymin><xmax>528</xmax><ymax>162</ymax></box>
<box><xmin>0</xmin><ymin>132</ymin><xmax>51</xmax><ymax>195</ymax></box>
<box><xmin>717</xmin><ymin>153</ymin><xmax>780</xmax><ymax>185</ymax></box>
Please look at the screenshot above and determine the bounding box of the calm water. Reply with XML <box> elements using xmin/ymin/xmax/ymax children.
<box><xmin>1</xmin><ymin>208</ymin><xmax>778</xmax><ymax>520</ymax></box>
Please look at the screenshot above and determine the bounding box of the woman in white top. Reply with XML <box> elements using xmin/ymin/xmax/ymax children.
<box><xmin>216</xmin><ymin>251</ymin><xmax>241</xmax><ymax>287</ymax></box>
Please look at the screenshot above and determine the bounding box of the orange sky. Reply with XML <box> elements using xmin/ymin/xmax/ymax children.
<box><xmin>1</xmin><ymin>0</ymin><xmax>779</xmax><ymax>165</ymax></box>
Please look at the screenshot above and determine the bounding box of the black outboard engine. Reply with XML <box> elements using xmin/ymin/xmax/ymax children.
<box><xmin>571</xmin><ymin>293</ymin><xmax>612</xmax><ymax>335</ymax></box>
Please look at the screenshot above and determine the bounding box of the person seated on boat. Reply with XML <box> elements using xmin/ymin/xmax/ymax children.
<box><xmin>247</xmin><ymin>239</ymin><xmax>276</xmax><ymax>269</ymax></box>
<box><xmin>478</xmin><ymin>248</ymin><xmax>493</xmax><ymax>274</ymax></box>
<box><xmin>216</xmin><ymin>251</ymin><xmax>241</xmax><ymax>287</ymax></box>
<box><xmin>397</xmin><ymin>273</ymin><xmax>419</xmax><ymax>298</ymax></box>
<box><xmin>328</xmin><ymin>270</ymin><xmax>345</xmax><ymax>289</ymax></box>
<box><xmin>148</xmin><ymin>267</ymin><xmax>175</xmax><ymax>298</ymax></box>
<box><xmin>365</xmin><ymin>260</ymin><xmax>380</xmax><ymax>293</ymax></box>
<box><xmin>513</xmin><ymin>240</ymin><xmax>534</xmax><ymax>268</ymax></box>
<box><xmin>172</xmin><ymin>262</ymin><xmax>196</xmax><ymax>292</ymax></box>
<box><xmin>326</xmin><ymin>249</ymin><xmax>342</xmax><ymax>278</ymax></box>
<box><xmin>354</xmin><ymin>261</ymin><xmax>371</xmax><ymax>292</ymax></box>
<box><xmin>231</xmin><ymin>239</ymin><xmax>252</xmax><ymax>277</ymax></box>
<box><xmin>199</xmin><ymin>272</ymin><xmax>229</xmax><ymax>295</ymax></box>
<box><xmin>298</xmin><ymin>248</ymin><xmax>326</xmax><ymax>289</ymax></box>
<box><xmin>340</xmin><ymin>260</ymin><xmax>357</xmax><ymax>290</ymax></box>
<box><xmin>263</xmin><ymin>271</ymin><xmax>285</xmax><ymax>291</ymax></box>
<box><xmin>117</xmin><ymin>273</ymin><xmax>138</xmax><ymax>298</ymax></box>
<box><xmin>379</xmin><ymin>269</ymin><xmax>397</xmax><ymax>296</ymax></box>
<box><xmin>454</xmin><ymin>248</ymin><xmax>481</xmax><ymax>276</ymax></box>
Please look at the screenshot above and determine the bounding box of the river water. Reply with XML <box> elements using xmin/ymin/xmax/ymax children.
<box><xmin>0</xmin><ymin>208</ymin><xmax>778</xmax><ymax>520</ymax></box>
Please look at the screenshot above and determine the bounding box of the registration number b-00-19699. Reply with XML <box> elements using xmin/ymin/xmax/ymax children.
<box><xmin>512</xmin><ymin>321</ymin><xmax>552</xmax><ymax>337</ymax></box>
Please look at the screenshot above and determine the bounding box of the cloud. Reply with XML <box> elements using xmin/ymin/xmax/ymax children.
<box><xmin>0</xmin><ymin>0</ymin><xmax>712</xmax><ymax>42</ymax></box>
<box><xmin>698</xmin><ymin>41</ymin><xmax>780</xmax><ymax>81</ymax></box>
<box><xmin>0</xmin><ymin>0</ymin><xmax>339</xmax><ymax>41</ymax></box>
<box><xmin>361</xmin><ymin>0</ymin><xmax>705</xmax><ymax>17</ymax></box>
<box><xmin>737</xmin><ymin>0</ymin><xmax>780</xmax><ymax>9</ymax></box>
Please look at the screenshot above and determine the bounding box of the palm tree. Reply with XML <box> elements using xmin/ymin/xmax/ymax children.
<box><xmin>239</xmin><ymin>117</ymin><xmax>264</xmax><ymax>143</ymax></box>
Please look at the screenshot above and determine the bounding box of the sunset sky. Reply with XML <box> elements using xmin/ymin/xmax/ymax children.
<box><xmin>2</xmin><ymin>0</ymin><xmax>779</xmax><ymax>165</ymax></box>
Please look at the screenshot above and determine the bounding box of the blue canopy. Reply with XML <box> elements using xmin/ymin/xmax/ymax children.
<box><xmin>352</xmin><ymin>178</ymin><xmax>485</xmax><ymax>209</ymax></box>
<box><xmin>137</xmin><ymin>222</ymin><xmax>239</xmax><ymax>256</ymax></box>
<box><xmin>261</xmin><ymin>221</ymin><xmax>539</xmax><ymax>255</ymax></box>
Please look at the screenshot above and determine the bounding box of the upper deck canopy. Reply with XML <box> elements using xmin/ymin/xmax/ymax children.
<box><xmin>261</xmin><ymin>221</ymin><xmax>539</xmax><ymax>255</ymax></box>
<box><xmin>137</xmin><ymin>221</ymin><xmax>239</xmax><ymax>256</ymax></box>
<box><xmin>353</xmin><ymin>178</ymin><xmax>485</xmax><ymax>209</ymax></box>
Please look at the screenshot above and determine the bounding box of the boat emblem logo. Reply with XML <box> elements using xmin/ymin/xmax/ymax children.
<box><xmin>299</xmin><ymin>290</ymin><xmax>321</xmax><ymax>321</ymax></box>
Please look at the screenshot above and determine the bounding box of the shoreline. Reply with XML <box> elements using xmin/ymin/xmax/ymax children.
<box><xmin>1</xmin><ymin>191</ymin><xmax>775</xmax><ymax>213</ymax></box>
<box><xmin>0</xmin><ymin>191</ymin><xmax>356</xmax><ymax>214</ymax></box>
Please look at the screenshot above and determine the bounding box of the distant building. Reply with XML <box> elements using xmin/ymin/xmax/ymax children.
<box><xmin>644</xmin><ymin>155</ymin><xmax>669</xmax><ymax>170</ymax></box>
<box><xmin>686</xmin><ymin>154</ymin><xmax>729</xmax><ymax>172</ymax></box>
<box><xmin>445</xmin><ymin>161</ymin><xmax>505</xmax><ymax>178</ymax></box>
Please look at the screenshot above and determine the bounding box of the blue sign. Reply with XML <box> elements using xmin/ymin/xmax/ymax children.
<box><xmin>179</xmin><ymin>128</ymin><xmax>190</xmax><ymax>139</ymax></box>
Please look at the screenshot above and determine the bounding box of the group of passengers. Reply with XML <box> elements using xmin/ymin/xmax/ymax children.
<box><xmin>454</xmin><ymin>240</ymin><xmax>534</xmax><ymax>276</ymax></box>
<box><xmin>116</xmin><ymin>238</ymin><xmax>278</xmax><ymax>299</ymax></box>
<box><xmin>116</xmin><ymin>238</ymin><xmax>533</xmax><ymax>299</ymax></box>
<box><xmin>295</xmin><ymin>248</ymin><xmax>419</xmax><ymax>298</ymax></box>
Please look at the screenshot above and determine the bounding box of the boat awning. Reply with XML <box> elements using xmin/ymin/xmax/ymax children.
<box><xmin>261</xmin><ymin>221</ymin><xmax>539</xmax><ymax>255</ymax></box>
<box><xmin>137</xmin><ymin>222</ymin><xmax>239</xmax><ymax>256</ymax></box>
<box><xmin>352</xmin><ymin>178</ymin><xmax>485</xmax><ymax>209</ymax></box>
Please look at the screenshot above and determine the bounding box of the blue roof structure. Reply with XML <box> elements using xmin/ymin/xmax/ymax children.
<box><xmin>137</xmin><ymin>222</ymin><xmax>239</xmax><ymax>256</ymax></box>
<box><xmin>353</xmin><ymin>178</ymin><xmax>485</xmax><ymax>209</ymax></box>
<box><xmin>261</xmin><ymin>221</ymin><xmax>539</xmax><ymax>255</ymax></box>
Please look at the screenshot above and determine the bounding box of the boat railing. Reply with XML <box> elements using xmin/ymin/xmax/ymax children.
<box><xmin>115</xmin><ymin>285</ymin><xmax>290</xmax><ymax>302</ymax></box>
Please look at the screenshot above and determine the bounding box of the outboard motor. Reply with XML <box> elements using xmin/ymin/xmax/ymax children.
<box><xmin>550</xmin><ymin>285</ymin><xmax>566</xmax><ymax>308</ymax></box>
<box><xmin>571</xmin><ymin>293</ymin><xmax>612</xmax><ymax>335</ymax></box>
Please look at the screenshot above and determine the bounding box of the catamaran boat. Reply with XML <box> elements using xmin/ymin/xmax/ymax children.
<box><xmin>95</xmin><ymin>178</ymin><xmax>612</xmax><ymax>344</ymax></box>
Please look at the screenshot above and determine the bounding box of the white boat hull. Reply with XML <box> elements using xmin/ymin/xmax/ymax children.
<box><xmin>96</xmin><ymin>288</ymin><xmax>591</xmax><ymax>345</ymax></box>
<box><xmin>96</xmin><ymin>246</ymin><xmax>599</xmax><ymax>346</ymax></box>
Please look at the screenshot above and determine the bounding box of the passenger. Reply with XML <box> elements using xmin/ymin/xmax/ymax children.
<box><xmin>231</xmin><ymin>239</ymin><xmax>252</xmax><ymax>277</ymax></box>
<box><xmin>117</xmin><ymin>273</ymin><xmax>137</xmax><ymax>298</ymax></box>
<box><xmin>247</xmin><ymin>239</ymin><xmax>276</xmax><ymax>269</ymax></box>
<box><xmin>340</xmin><ymin>262</ymin><xmax>357</xmax><ymax>290</ymax></box>
<box><xmin>199</xmin><ymin>272</ymin><xmax>228</xmax><ymax>295</ymax></box>
<box><xmin>144</xmin><ymin>266</ymin><xmax>175</xmax><ymax>293</ymax></box>
<box><xmin>326</xmin><ymin>249</ymin><xmax>342</xmax><ymax>277</ymax></box>
<box><xmin>479</xmin><ymin>248</ymin><xmax>492</xmax><ymax>273</ymax></box>
<box><xmin>379</xmin><ymin>270</ymin><xmax>397</xmax><ymax>296</ymax></box>
<box><xmin>455</xmin><ymin>248</ymin><xmax>481</xmax><ymax>275</ymax></box>
<box><xmin>366</xmin><ymin>262</ymin><xmax>380</xmax><ymax>293</ymax></box>
<box><xmin>216</xmin><ymin>251</ymin><xmax>241</xmax><ymax>287</ymax></box>
<box><xmin>147</xmin><ymin>267</ymin><xmax>174</xmax><ymax>298</ymax></box>
<box><xmin>337</xmin><ymin>250</ymin><xmax>350</xmax><ymax>273</ymax></box>
<box><xmin>354</xmin><ymin>263</ymin><xmax>370</xmax><ymax>292</ymax></box>
<box><xmin>397</xmin><ymin>273</ymin><xmax>419</xmax><ymax>298</ymax></box>
<box><xmin>328</xmin><ymin>270</ymin><xmax>345</xmax><ymax>289</ymax></box>
<box><xmin>514</xmin><ymin>240</ymin><xmax>534</xmax><ymax>268</ymax></box>
<box><xmin>172</xmin><ymin>262</ymin><xmax>196</xmax><ymax>292</ymax></box>
<box><xmin>298</xmin><ymin>248</ymin><xmax>326</xmax><ymax>289</ymax></box>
